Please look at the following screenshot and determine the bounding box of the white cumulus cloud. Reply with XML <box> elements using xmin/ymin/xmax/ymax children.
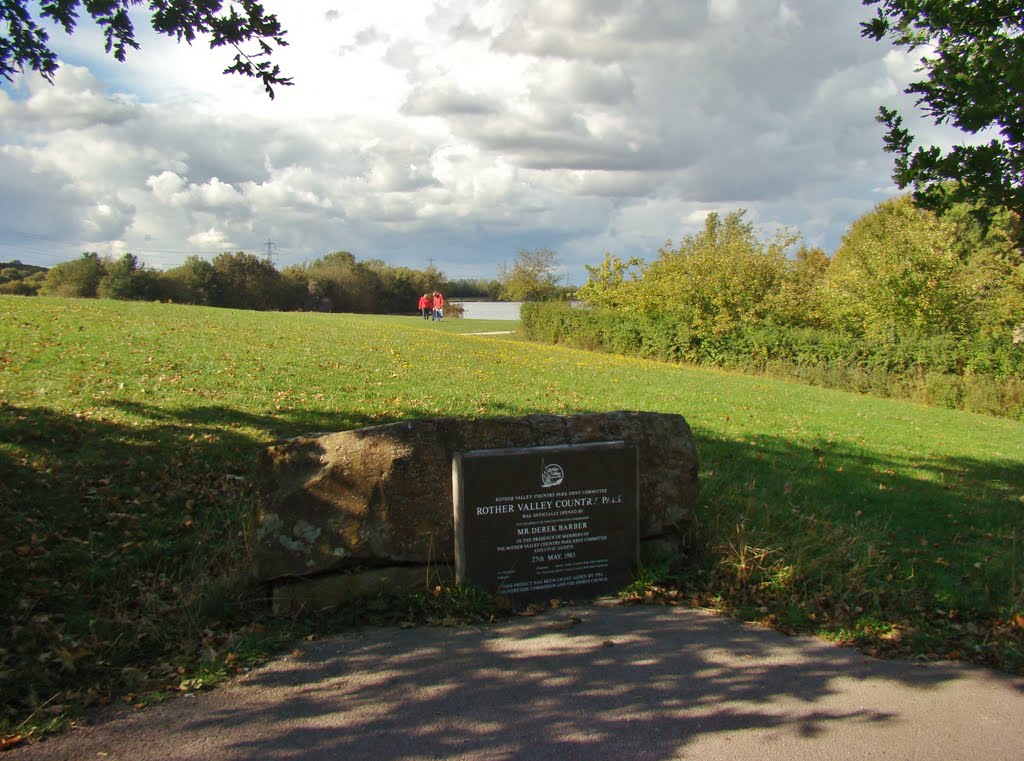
<box><xmin>0</xmin><ymin>0</ymin><xmax>978</xmax><ymax>280</ymax></box>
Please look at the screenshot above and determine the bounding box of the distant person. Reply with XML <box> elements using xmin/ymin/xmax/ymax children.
<box><xmin>433</xmin><ymin>291</ymin><xmax>445</xmax><ymax>321</ymax></box>
<box><xmin>418</xmin><ymin>293</ymin><xmax>431</xmax><ymax>320</ymax></box>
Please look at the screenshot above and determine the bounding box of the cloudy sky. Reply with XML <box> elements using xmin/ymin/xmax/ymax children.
<box><xmin>0</xmin><ymin>0</ymin><xmax>965</xmax><ymax>283</ymax></box>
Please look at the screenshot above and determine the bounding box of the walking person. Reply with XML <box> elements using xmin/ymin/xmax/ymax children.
<box><xmin>432</xmin><ymin>291</ymin><xmax>445</xmax><ymax>321</ymax></box>
<box><xmin>418</xmin><ymin>293</ymin><xmax>432</xmax><ymax>320</ymax></box>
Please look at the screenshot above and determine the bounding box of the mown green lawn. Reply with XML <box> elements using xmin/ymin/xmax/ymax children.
<box><xmin>2</xmin><ymin>296</ymin><xmax>1022</xmax><ymax>740</ymax></box>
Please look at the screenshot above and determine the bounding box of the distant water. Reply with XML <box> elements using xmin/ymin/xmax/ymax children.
<box><xmin>452</xmin><ymin>301</ymin><xmax>523</xmax><ymax>321</ymax></box>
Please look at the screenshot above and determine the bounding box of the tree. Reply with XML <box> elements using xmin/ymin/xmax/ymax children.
<box><xmin>823</xmin><ymin>194</ymin><xmax>1023</xmax><ymax>340</ymax></box>
<box><xmin>498</xmin><ymin>247</ymin><xmax>563</xmax><ymax>302</ymax></box>
<box><xmin>442</xmin><ymin>276</ymin><xmax>502</xmax><ymax>300</ymax></box>
<box><xmin>306</xmin><ymin>251</ymin><xmax>381</xmax><ymax>313</ymax></box>
<box><xmin>366</xmin><ymin>260</ymin><xmax>432</xmax><ymax>314</ymax></box>
<box><xmin>160</xmin><ymin>255</ymin><xmax>221</xmax><ymax>305</ymax></box>
<box><xmin>211</xmin><ymin>251</ymin><xmax>287</xmax><ymax>310</ymax></box>
<box><xmin>97</xmin><ymin>253</ymin><xmax>157</xmax><ymax>300</ymax></box>
<box><xmin>283</xmin><ymin>252</ymin><xmax>448</xmax><ymax>315</ymax></box>
<box><xmin>769</xmin><ymin>244</ymin><xmax>831</xmax><ymax>329</ymax></box>
<box><xmin>1</xmin><ymin>0</ymin><xmax>291</xmax><ymax>97</ymax></box>
<box><xmin>576</xmin><ymin>253</ymin><xmax>646</xmax><ymax>313</ymax></box>
<box><xmin>861</xmin><ymin>1</ymin><xmax>1024</xmax><ymax>224</ymax></box>
<box><xmin>38</xmin><ymin>251</ymin><xmax>104</xmax><ymax>297</ymax></box>
<box><xmin>0</xmin><ymin>259</ymin><xmax>48</xmax><ymax>295</ymax></box>
<box><xmin>643</xmin><ymin>211</ymin><xmax>795</xmax><ymax>335</ymax></box>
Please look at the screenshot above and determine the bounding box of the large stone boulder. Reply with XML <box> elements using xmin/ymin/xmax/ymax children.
<box><xmin>255</xmin><ymin>411</ymin><xmax>699</xmax><ymax>584</ymax></box>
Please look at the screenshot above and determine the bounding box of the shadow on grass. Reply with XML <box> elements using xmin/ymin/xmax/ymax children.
<box><xmin>2</xmin><ymin>399</ymin><xmax>1022</xmax><ymax>733</ymax></box>
<box><xmin>690</xmin><ymin>429</ymin><xmax>1024</xmax><ymax>670</ymax></box>
<box><xmin>0</xmin><ymin>398</ymin><xmax>562</xmax><ymax>727</ymax></box>
<box><xmin>0</xmin><ymin>400</ymin><xmax>377</xmax><ymax>726</ymax></box>
<box><xmin>100</xmin><ymin>398</ymin><xmax>546</xmax><ymax>441</ymax></box>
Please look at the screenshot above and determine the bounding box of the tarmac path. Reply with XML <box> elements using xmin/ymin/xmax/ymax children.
<box><xmin>9</xmin><ymin>601</ymin><xmax>1024</xmax><ymax>760</ymax></box>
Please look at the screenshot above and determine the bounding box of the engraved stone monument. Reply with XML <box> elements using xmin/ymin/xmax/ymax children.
<box><xmin>453</xmin><ymin>441</ymin><xmax>639</xmax><ymax>600</ymax></box>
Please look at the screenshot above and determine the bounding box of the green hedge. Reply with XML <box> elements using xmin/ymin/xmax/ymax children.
<box><xmin>521</xmin><ymin>302</ymin><xmax>1024</xmax><ymax>419</ymax></box>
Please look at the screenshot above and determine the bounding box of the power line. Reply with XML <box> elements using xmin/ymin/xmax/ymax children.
<box><xmin>0</xmin><ymin>226</ymin><xmax>286</xmax><ymax>256</ymax></box>
<box><xmin>0</xmin><ymin>227</ymin><xmax>289</xmax><ymax>269</ymax></box>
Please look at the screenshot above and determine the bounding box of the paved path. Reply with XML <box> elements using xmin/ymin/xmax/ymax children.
<box><xmin>11</xmin><ymin>602</ymin><xmax>1024</xmax><ymax>760</ymax></box>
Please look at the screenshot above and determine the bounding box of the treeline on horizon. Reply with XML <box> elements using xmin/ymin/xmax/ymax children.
<box><xmin>0</xmin><ymin>251</ymin><xmax>508</xmax><ymax>313</ymax></box>
<box><xmin>522</xmin><ymin>195</ymin><xmax>1024</xmax><ymax>419</ymax></box>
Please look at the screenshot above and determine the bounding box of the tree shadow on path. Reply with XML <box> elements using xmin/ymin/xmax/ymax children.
<box><xmin>34</xmin><ymin>603</ymin><xmax>1018</xmax><ymax>761</ymax></box>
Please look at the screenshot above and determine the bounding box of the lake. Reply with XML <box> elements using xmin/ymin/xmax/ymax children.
<box><xmin>452</xmin><ymin>301</ymin><xmax>523</xmax><ymax>321</ymax></box>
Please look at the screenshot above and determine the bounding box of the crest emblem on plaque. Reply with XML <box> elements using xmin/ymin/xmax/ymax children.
<box><xmin>541</xmin><ymin>463</ymin><xmax>564</xmax><ymax>488</ymax></box>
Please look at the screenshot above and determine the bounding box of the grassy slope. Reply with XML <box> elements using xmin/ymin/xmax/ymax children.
<box><xmin>2</xmin><ymin>296</ymin><xmax>1023</xmax><ymax>736</ymax></box>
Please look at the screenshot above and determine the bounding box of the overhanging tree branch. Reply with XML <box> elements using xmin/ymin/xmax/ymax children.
<box><xmin>861</xmin><ymin>0</ymin><xmax>1024</xmax><ymax>228</ymax></box>
<box><xmin>0</xmin><ymin>0</ymin><xmax>291</xmax><ymax>97</ymax></box>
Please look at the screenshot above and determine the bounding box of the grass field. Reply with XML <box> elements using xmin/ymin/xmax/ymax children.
<box><xmin>2</xmin><ymin>296</ymin><xmax>1023</xmax><ymax>741</ymax></box>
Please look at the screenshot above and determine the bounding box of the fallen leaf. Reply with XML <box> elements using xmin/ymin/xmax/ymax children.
<box><xmin>0</xmin><ymin>735</ymin><xmax>25</xmax><ymax>751</ymax></box>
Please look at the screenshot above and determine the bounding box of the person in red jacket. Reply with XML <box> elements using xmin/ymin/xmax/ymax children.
<box><xmin>432</xmin><ymin>291</ymin><xmax>445</xmax><ymax>321</ymax></box>
<box><xmin>418</xmin><ymin>293</ymin><xmax>431</xmax><ymax>320</ymax></box>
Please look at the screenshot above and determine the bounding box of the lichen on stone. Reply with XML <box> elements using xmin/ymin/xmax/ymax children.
<box><xmin>292</xmin><ymin>519</ymin><xmax>322</xmax><ymax>544</ymax></box>
<box><xmin>256</xmin><ymin>512</ymin><xmax>284</xmax><ymax>541</ymax></box>
<box><xmin>277</xmin><ymin>534</ymin><xmax>308</xmax><ymax>553</ymax></box>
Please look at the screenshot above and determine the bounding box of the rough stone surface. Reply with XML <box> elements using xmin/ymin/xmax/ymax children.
<box><xmin>272</xmin><ymin>567</ymin><xmax>454</xmax><ymax>614</ymax></box>
<box><xmin>255</xmin><ymin>411</ymin><xmax>699</xmax><ymax>583</ymax></box>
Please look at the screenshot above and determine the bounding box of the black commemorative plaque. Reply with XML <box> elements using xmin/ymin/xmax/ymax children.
<box><xmin>452</xmin><ymin>442</ymin><xmax>639</xmax><ymax>600</ymax></box>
